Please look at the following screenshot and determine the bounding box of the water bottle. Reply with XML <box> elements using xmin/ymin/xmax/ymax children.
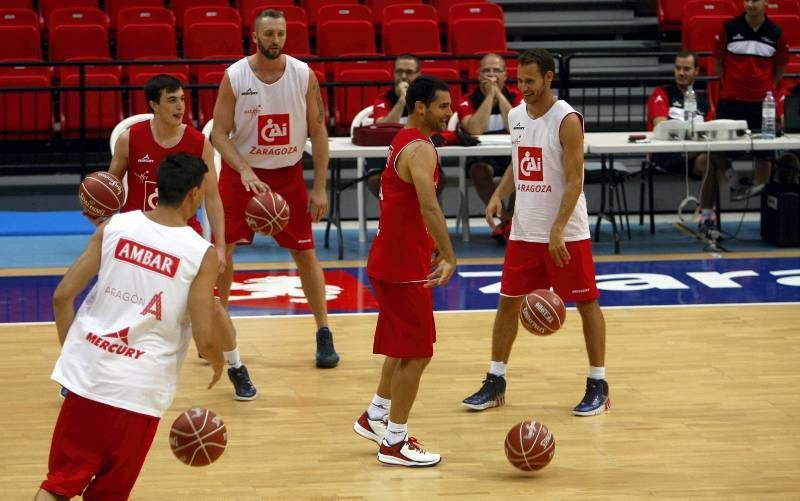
<box><xmin>684</xmin><ymin>86</ymin><xmax>697</xmax><ymax>137</ymax></box>
<box><xmin>762</xmin><ymin>91</ymin><xmax>776</xmax><ymax>139</ymax></box>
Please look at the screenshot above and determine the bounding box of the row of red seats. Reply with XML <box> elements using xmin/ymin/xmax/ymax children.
<box><xmin>0</xmin><ymin>2</ymin><xmax>505</xmax><ymax>63</ymax></box>
<box><xmin>658</xmin><ymin>0</ymin><xmax>800</xmax><ymax>31</ymax></box>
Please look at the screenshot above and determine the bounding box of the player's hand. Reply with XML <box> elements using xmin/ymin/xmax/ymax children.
<box><xmin>214</xmin><ymin>245</ymin><xmax>227</xmax><ymax>275</ymax></box>
<box><xmin>396</xmin><ymin>80</ymin><xmax>409</xmax><ymax>99</ymax></box>
<box><xmin>83</xmin><ymin>212</ymin><xmax>108</xmax><ymax>227</ymax></box>
<box><xmin>479</xmin><ymin>76</ymin><xmax>494</xmax><ymax>98</ymax></box>
<box><xmin>485</xmin><ymin>195</ymin><xmax>503</xmax><ymax>230</ymax></box>
<box><xmin>425</xmin><ymin>257</ymin><xmax>455</xmax><ymax>288</ymax></box>
<box><xmin>430</xmin><ymin>248</ymin><xmax>443</xmax><ymax>268</ymax></box>
<box><xmin>207</xmin><ymin>358</ymin><xmax>223</xmax><ymax>389</ymax></box>
<box><xmin>308</xmin><ymin>186</ymin><xmax>328</xmax><ymax>223</ymax></box>
<box><xmin>548</xmin><ymin>227</ymin><xmax>570</xmax><ymax>268</ymax></box>
<box><xmin>240</xmin><ymin>166</ymin><xmax>269</xmax><ymax>194</ymax></box>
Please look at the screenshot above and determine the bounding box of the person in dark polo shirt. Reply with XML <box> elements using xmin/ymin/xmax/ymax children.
<box><xmin>712</xmin><ymin>0</ymin><xmax>789</xmax><ymax>199</ymax></box>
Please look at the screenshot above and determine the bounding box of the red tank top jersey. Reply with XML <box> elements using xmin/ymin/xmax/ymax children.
<box><xmin>367</xmin><ymin>128</ymin><xmax>440</xmax><ymax>283</ymax></box>
<box><xmin>124</xmin><ymin>121</ymin><xmax>206</xmax><ymax>233</ymax></box>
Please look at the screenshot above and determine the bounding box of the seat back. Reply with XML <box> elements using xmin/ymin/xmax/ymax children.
<box><xmin>39</xmin><ymin>0</ymin><xmax>97</xmax><ymax>28</ymax></box>
<box><xmin>184</xmin><ymin>5</ymin><xmax>241</xmax><ymax>29</ymax></box>
<box><xmin>117</xmin><ymin>6</ymin><xmax>175</xmax><ymax>29</ymax></box>
<box><xmin>333</xmin><ymin>67</ymin><xmax>391</xmax><ymax>134</ymax></box>
<box><xmin>369</xmin><ymin>0</ymin><xmax>423</xmax><ymax>24</ymax></box>
<box><xmin>317</xmin><ymin>19</ymin><xmax>376</xmax><ymax>56</ymax></box>
<box><xmin>682</xmin><ymin>15</ymin><xmax>728</xmax><ymax>53</ymax></box>
<box><xmin>281</xmin><ymin>20</ymin><xmax>311</xmax><ymax>57</ymax></box>
<box><xmin>771</xmin><ymin>14</ymin><xmax>800</xmax><ymax>48</ymax></box>
<box><xmin>106</xmin><ymin>0</ymin><xmax>163</xmax><ymax>30</ymax></box>
<box><xmin>317</xmin><ymin>4</ymin><xmax>372</xmax><ymax>22</ymax></box>
<box><xmin>197</xmin><ymin>64</ymin><xmax>226</xmax><ymax>126</ymax></box>
<box><xmin>0</xmin><ymin>24</ymin><xmax>41</xmax><ymax>60</ymax></box>
<box><xmin>49</xmin><ymin>6</ymin><xmax>109</xmax><ymax>33</ymax></box>
<box><xmin>683</xmin><ymin>0</ymin><xmax>735</xmax><ymax>23</ymax></box>
<box><xmin>117</xmin><ymin>23</ymin><xmax>177</xmax><ymax>60</ymax></box>
<box><xmin>766</xmin><ymin>0</ymin><xmax>800</xmax><ymax>16</ymax></box>
<box><xmin>172</xmin><ymin>0</ymin><xmax>228</xmax><ymax>29</ymax></box>
<box><xmin>302</xmin><ymin>0</ymin><xmax>359</xmax><ymax>28</ymax></box>
<box><xmin>184</xmin><ymin>21</ymin><xmax>243</xmax><ymax>60</ymax></box>
<box><xmin>383</xmin><ymin>18</ymin><xmax>440</xmax><ymax>55</ymax></box>
<box><xmin>447</xmin><ymin>1</ymin><xmax>502</xmax><ymax>25</ymax></box>
<box><xmin>0</xmin><ymin>66</ymin><xmax>52</xmax><ymax>138</ymax></box>
<box><xmin>60</xmin><ymin>66</ymin><xmax>123</xmax><ymax>137</ymax></box>
<box><xmin>0</xmin><ymin>7</ymin><xmax>38</xmax><ymax>27</ymax></box>
<box><xmin>657</xmin><ymin>0</ymin><xmax>684</xmax><ymax>31</ymax></box>
<box><xmin>49</xmin><ymin>24</ymin><xmax>110</xmax><ymax>61</ymax></box>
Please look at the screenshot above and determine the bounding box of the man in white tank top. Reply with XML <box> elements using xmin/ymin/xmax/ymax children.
<box><xmin>462</xmin><ymin>49</ymin><xmax>611</xmax><ymax>417</ymax></box>
<box><xmin>36</xmin><ymin>153</ymin><xmax>225</xmax><ymax>500</ymax></box>
<box><xmin>211</xmin><ymin>9</ymin><xmax>339</xmax><ymax>369</ymax></box>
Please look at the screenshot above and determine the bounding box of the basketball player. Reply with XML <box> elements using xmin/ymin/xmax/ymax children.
<box><xmin>107</xmin><ymin>74</ymin><xmax>256</xmax><ymax>401</ymax></box>
<box><xmin>461</xmin><ymin>49</ymin><xmax>610</xmax><ymax>417</ymax></box>
<box><xmin>353</xmin><ymin>76</ymin><xmax>456</xmax><ymax>467</ymax></box>
<box><xmin>210</xmin><ymin>9</ymin><xmax>339</xmax><ymax>368</ymax></box>
<box><xmin>36</xmin><ymin>153</ymin><xmax>225</xmax><ymax>500</ymax></box>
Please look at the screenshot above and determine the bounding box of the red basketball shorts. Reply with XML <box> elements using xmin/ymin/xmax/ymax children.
<box><xmin>218</xmin><ymin>160</ymin><xmax>313</xmax><ymax>250</ymax></box>
<box><xmin>500</xmin><ymin>239</ymin><xmax>600</xmax><ymax>302</ymax></box>
<box><xmin>40</xmin><ymin>392</ymin><xmax>159</xmax><ymax>500</ymax></box>
<box><xmin>369</xmin><ymin>277</ymin><xmax>436</xmax><ymax>358</ymax></box>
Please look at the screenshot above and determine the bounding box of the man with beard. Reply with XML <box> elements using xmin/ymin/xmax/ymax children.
<box><xmin>211</xmin><ymin>9</ymin><xmax>339</xmax><ymax>369</ymax></box>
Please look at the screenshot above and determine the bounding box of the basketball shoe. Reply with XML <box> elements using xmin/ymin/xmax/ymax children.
<box><xmin>315</xmin><ymin>327</ymin><xmax>340</xmax><ymax>368</ymax></box>
<box><xmin>353</xmin><ymin>411</ymin><xmax>387</xmax><ymax>444</ymax></box>
<box><xmin>572</xmin><ymin>377</ymin><xmax>610</xmax><ymax>416</ymax></box>
<box><xmin>461</xmin><ymin>373</ymin><xmax>506</xmax><ymax>410</ymax></box>
<box><xmin>228</xmin><ymin>365</ymin><xmax>257</xmax><ymax>401</ymax></box>
<box><xmin>377</xmin><ymin>437</ymin><xmax>441</xmax><ymax>467</ymax></box>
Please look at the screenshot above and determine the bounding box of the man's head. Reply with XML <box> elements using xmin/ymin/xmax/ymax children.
<box><xmin>253</xmin><ymin>9</ymin><xmax>286</xmax><ymax>60</ymax></box>
<box><xmin>673</xmin><ymin>49</ymin><xmax>699</xmax><ymax>90</ymax></box>
<box><xmin>744</xmin><ymin>0</ymin><xmax>767</xmax><ymax>18</ymax></box>
<box><xmin>157</xmin><ymin>153</ymin><xmax>208</xmax><ymax>213</ymax></box>
<box><xmin>516</xmin><ymin>49</ymin><xmax>556</xmax><ymax>106</ymax></box>
<box><xmin>393</xmin><ymin>54</ymin><xmax>421</xmax><ymax>86</ymax></box>
<box><xmin>406</xmin><ymin>75</ymin><xmax>452</xmax><ymax>132</ymax></box>
<box><xmin>477</xmin><ymin>53</ymin><xmax>507</xmax><ymax>88</ymax></box>
<box><xmin>144</xmin><ymin>74</ymin><xmax>184</xmax><ymax>126</ymax></box>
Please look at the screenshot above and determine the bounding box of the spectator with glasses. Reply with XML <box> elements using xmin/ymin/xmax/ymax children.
<box><xmin>457</xmin><ymin>53</ymin><xmax>523</xmax><ymax>244</ymax></box>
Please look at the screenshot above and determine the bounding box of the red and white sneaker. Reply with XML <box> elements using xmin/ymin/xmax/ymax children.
<box><xmin>353</xmin><ymin>411</ymin><xmax>387</xmax><ymax>444</ymax></box>
<box><xmin>377</xmin><ymin>437</ymin><xmax>441</xmax><ymax>467</ymax></box>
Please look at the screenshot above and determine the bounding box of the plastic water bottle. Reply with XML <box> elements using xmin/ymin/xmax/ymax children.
<box><xmin>762</xmin><ymin>91</ymin><xmax>776</xmax><ymax>139</ymax></box>
<box><xmin>684</xmin><ymin>86</ymin><xmax>697</xmax><ymax>137</ymax></box>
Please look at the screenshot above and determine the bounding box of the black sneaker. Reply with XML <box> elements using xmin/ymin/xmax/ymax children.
<box><xmin>461</xmin><ymin>373</ymin><xmax>506</xmax><ymax>411</ymax></box>
<box><xmin>572</xmin><ymin>377</ymin><xmax>610</xmax><ymax>416</ymax></box>
<box><xmin>227</xmin><ymin>365</ymin><xmax>257</xmax><ymax>401</ymax></box>
<box><xmin>315</xmin><ymin>327</ymin><xmax>339</xmax><ymax>368</ymax></box>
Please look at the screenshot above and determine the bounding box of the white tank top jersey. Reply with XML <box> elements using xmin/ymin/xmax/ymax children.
<box><xmin>508</xmin><ymin>100</ymin><xmax>590</xmax><ymax>243</ymax></box>
<box><xmin>51</xmin><ymin>210</ymin><xmax>211</xmax><ymax>417</ymax></box>
<box><xmin>227</xmin><ymin>55</ymin><xmax>309</xmax><ymax>169</ymax></box>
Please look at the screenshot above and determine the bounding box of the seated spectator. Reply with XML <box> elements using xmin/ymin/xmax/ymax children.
<box><xmin>457</xmin><ymin>53</ymin><xmax>523</xmax><ymax>244</ymax></box>
<box><xmin>647</xmin><ymin>49</ymin><xmax>731</xmax><ymax>232</ymax></box>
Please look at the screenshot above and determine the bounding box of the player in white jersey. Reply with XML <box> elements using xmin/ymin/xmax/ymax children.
<box><xmin>462</xmin><ymin>49</ymin><xmax>610</xmax><ymax>417</ymax></box>
<box><xmin>36</xmin><ymin>153</ymin><xmax>225</xmax><ymax>500</ymax></box>
<box><xmin>211</xmin><ymin>8</ymin><xmax>339</xmax><ymax>369</ymax></box>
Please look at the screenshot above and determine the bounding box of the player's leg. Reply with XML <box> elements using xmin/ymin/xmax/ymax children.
<box><xmin>216</xmin><ymin>243</ymin><xmax>237</xmax><ymax>307</ymax></box>
<box><xmin>215</xmin><ymin>299</ymin><xmax>257</xmax><ymax>400</ymax></box>
<box><xmin>354</xmin><ymin>357</ymin><xmax>397</xmax><ymax>444</ymax></box>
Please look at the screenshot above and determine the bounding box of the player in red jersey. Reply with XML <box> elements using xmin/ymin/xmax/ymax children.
<box><xmin>353</xmin><ymin>76</ymin><xmax>456</xmax><ymax>467</ymax></box>
<box><xmin>106</xmin><ymin>75</ymin><xmax>256</xmax><ymax>401</ymax></box>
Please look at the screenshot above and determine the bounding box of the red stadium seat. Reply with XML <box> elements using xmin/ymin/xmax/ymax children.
<box><xmin>333</xmin><ymin>67</ymin><xmax>392</xmax><ymax>134</ymax></box>
<box><xmin>105</xmin><ymin>0</ymin><xmax>163</xmax><ymax>30</ymax></box>
<box><xmin>184</xmin><ymin>22</ymin><xmax>243</xmax><ymax>60</ymax></box>
<box><xmin>172</xmin><ymin>0</ymin><xmax>228</xmax><ymax>29</ymax></box>
<box><xmin>117</xmin><ymin>6</ymin><xmax>175</xmax><ymax>29</ymax></box>
<box><xmin>771</xmin><ymin>14</ymin><xmax>800</xmax><ymax>48</ymax></box>
<box><xmin>382</xmin><ymin>3</ymin><xmax>436</xmax><ymax>24</ymax></box>
<box><xmin>0</xmin><ymin>24</ymin><xmax>40</xmax><ymax>60</ymax></box>
<box><xmin>448</xmin><ymin>17</ymin><xmax>506</xmax><ymax>72</ymax></box>
<box><xmin>242</xmin><ymin>1</ymin><xmax>301</xmax><ymax>35</ymax></box>
<box><xmin>0</xmin><ymin>66</ymin><xmax>52</xmax><ymax>138</ymax></box>
<box><xmin>317</xmin><ymin>4</ymin><xmax>372</xmax><ymax>22</ymax></box>
<box><xmin>0</xmin><ymin>7</ymin><xmax>38</xmax><ymax>28</ymax></box>
<box><xmin>117</xmin><ymin>23</ymin><xmax>177</xmax><ymax>61</ymax></box>
<box><xmin>367</xmin><ymin>0</ymin><xmax>423</xmax><ymax>24</ymax></box>
<box><xmin>683</xmin><ymin>15</ymin><xmax>728</xmax><ymax>53</ymax></box>
<box><xmin>0</xmin><ymin>0</ymin><xmax>32</xmax><ymax>8</ymax></box>
<box><xmin>317</xmin><ymin>19</ymin><xmax>376</xmax><ymax>57</ymax></box>
<box><xmin>60</xmin><ymin>65</ymin><xmax>124</xmax><ymax>137</ymax></box>
<box><xmin>49</xmin><ymin>23</ymin><xmax>110</xmax><ymax>61</ymax></box>
<box><xmin>48</xmin><ymin>7</ymin><xmax>109</xmax><ymax>34</ymax></box>
<box><xmin>184</xmin><ymin>5</ymin><xmax>241</xmax><ymax>30</ymax></box>
<box><xmin>683</xmin><ymin>0</ymin><xmax>735</xmax><ymax>24</ymax></box>
<box><xmin>766</xmin><ymin>0</ymin><xmax>800</xmax><ymax>16</ymax></box>
<box><xmin>447</xmin><ymin>1</ymin><xmax>503</xmax><ymax>26</ymax></box>
<box><xmin>419</xmin><ymin>53</ymin><xmax>459</xmax><ymax>72</ymax></box>
<box><xmin>383</xmin><ymin>18</ymin><xmax>440</xmax><ymax>55</ymax></box>
<box><xmin>281</xmin><ymin>20</ymin><xmax>311</xmax><ymax>57</ymax></box>
<box><xmin>421</xmin><ymin>66</ymin><xmax>461</xmax><ymax>103</ymax></box>
<box><xmin>432</xmin><ymin>0</ymin><xmax>484</xmax><ymax>26</ymax></box>
<box><xmin>302</xmin><ymin>0</ymin><xmax>358</xmax><ymax>28</ymax></box>
<box><xmin>128</xmin><ymin>64</ymin><xmax>193</xmax><ymax>124</ymax></box>
<box><xmin>197</xmin><ymin>64</ymin><xmax>226</xmax><ymax>126</ymax></box>
<box><xmin>39</xmin><ymin>0</ymin><xmax>97</xmax><ymax>28</ymax></box>
<box><xmin>658</xmin><ymin>0</ymin><xmax>684</xmax><ymax>31</ymax></box>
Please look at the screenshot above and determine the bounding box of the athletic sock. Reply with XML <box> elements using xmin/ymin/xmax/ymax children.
<box><xmin>589</xmin><ymin>366</ymin><xmax>605</xmax><ymax>380</ymax></box>
<box><xmin>223</xmin><ymin>347</ymin><xmax>242</xmax><ymax>369</ymax></box>
<box><xmin>384</xmin><ymin>421</ymin><xmax>408</xmax><ymax>446</ymax></box>
<box><xmin>489</xmin><ymin>360</ymin><xmax>506</xmax><ymax>377</ymax></box>
<box><xmin>367</xmin><ymin>394</ymin><xmax>391</xmax><ymax>421</ymax></box>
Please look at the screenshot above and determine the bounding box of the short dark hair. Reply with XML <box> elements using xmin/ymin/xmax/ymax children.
<box><xmin>518</xmin><ymin>49</ymin><xmax>556</xmax><ymax>77</ymax></box>
<box><xmin>255</xmin><ymin>8</ymin><xmax>285</xmax><ymax>28</ymax></box>
<box><xmin>144</xmin><ymin>74</ymin><xmax>182</xmax><ymax>112</ymax></box>
<box><xmin>395</xmin><ymin>53</ymin><xmax>421</xmax><ymax>72</ymax></box>
<box><xmin>405</xmin><ymin>75</ymin><xmax>449</xmax><ymax>114</ymax></box>
<box><xmin>157</xmin><ymin>153</ymin><xmax>208</xmax><ymax>207</ymax></box>
<box><xmin>676</xmin><ymin>48</ymin><xmax>699</xmax><ymax>67</ymax></box>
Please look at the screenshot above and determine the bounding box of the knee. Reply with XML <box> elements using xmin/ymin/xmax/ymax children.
<box><xmin>575</xmin><ymin>299</ymin><xmax>602</xmax><ymax>316</ymax></box>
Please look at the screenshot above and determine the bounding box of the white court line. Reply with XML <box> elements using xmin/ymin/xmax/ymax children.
<box><xmin>4</xmin><ymin>301</ymin><xmax>799</xmax><ymax>327</ymax></box>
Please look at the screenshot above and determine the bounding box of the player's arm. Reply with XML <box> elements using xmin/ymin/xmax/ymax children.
<box><xmin>648</xmin><ymin>87</ymin><xmax>670</xmax><ymax>128</ymax></box>
<box><xmin>188</xmin><ymin>247</ymin><xmax>225</xmax><ymax>389</ymax></box>
<box><xmin>53</xmin><ymin>221</ymin><xmax>107</xmax><ymax>346</ymax></box>
<box><xmin>108</xmin><ymin>129</ymin><xmax>130</xmax><ymax>180</ymax></box>
<box><xmin>485</xmin><ymin>162</ymin><xmax>515</xmax><ymax>229</ymax></box>
<box><xmin>305</xmin><ymin>68</ymin><xmax>329</xmax><ymax>222</ymax></box>
<box><xmin>403</xmin><ymin>142</ymin><xmax>456</xmax><ymax>287</ymax></box>
<box><xmin>210</xmin><ymin>73</ymin><xmax>268</xmax><ymax>194</ymax></box>
<box><xmin>380</xmin><ymin>83</ymin><xmax>408</xmax><ymax>124</ymax></box>
<box><xmin>461</xmin><ymin>88</ymin><xmax>495</xmax><ymax>135</ymax></box>
<box><xmin>550</xmin><ymin>113</ymin><xmax>585</xmax><ymax>267</ymax></box>
<box><xmin>200</xmin><ymin>138</ymin><xmax>227</xmax><ymax>273</ymax></box>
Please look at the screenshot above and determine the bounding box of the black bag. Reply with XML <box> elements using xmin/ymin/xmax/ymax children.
<box><xmin>761</xmin><ymin>182</ymin><xmax>800</xmax><ymax>246</ymax></box>
<box><xmin>430</xmin><ymin>124</ymin><xmax>480</xmax><ymax>147</ymax></box>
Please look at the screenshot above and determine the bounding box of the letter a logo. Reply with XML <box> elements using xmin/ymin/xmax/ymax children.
<box><xmin>140</xmin><ymin>292</ymin><xmax>163</xmax><ymax>320</ymax></box>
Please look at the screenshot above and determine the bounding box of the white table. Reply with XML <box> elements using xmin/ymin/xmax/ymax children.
<box><xmin>305</xmin><ymin>135</ymin><xmax>512</xmax><ymax>258</ymax></box>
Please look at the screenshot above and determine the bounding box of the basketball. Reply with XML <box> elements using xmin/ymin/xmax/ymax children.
<box><xmin>245</xmin><ymin>191</ymin><xmax>290</xmax><ymax>236</ymax></box>
<box><xmin>169</xmin><ymin>408</ymin><xmax>228</xmax><ymax>467</ymax></box>
<box><xmin>519</xmin><ymin>289</ymin><xmax>566</xmax><ymax>336</ymax></box>
<box><xmin>504</xmin><ymin>421</ymin><xmax>556</xmax><ymax>472</ymax></box>
<box><xmin>78</xmin><ymin>171</ymin><xmax>125</xmax><ymax>218</ymax></box>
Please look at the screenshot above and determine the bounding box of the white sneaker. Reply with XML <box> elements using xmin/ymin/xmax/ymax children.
<box><xmin>353</xmin><ymin>411</ymin><xmax>387</xmax><ymax>444</ymax></box>
<box><xmin>377</xmin><ymin>436</ymin><xmax>441</xmax><ymax>467</ymax></box>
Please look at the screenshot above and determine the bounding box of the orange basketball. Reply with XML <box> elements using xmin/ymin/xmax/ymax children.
<box><xmin>245</xmin><ymin>191</ymin><xmax>290</xmax><ymax>236</ymax></box>
<box><xmin>169</xmin><ymin>408</ymin><xmax>227</xmax><ymax>467</ymax></box>
<box><xmin>78</xmin><ymin>171</ymin><xmax>124</xmax><ymax>218</ymax></box>
<box><xmin>519</xmin><ymin>289</ymin><xmax>566</xmax><ymax>336</ymax></box>
<box><xmin>504</xmin><ymin>420</ymin><xmax>556</xmax><ymax>472</ymax></box>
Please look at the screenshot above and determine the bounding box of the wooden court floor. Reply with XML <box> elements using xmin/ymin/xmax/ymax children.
<box><xmin>2</xmin><ymin>303</ymin><xmax>799</xmax><ymax>499</ymax></box>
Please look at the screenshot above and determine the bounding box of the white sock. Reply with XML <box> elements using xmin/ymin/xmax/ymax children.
<box><xmin>589</xmin><ymin>366</ymin><xmax>605</xmax><ymax>380</ymax></box>
<box><xmin>384</xmin><ymin>421</ymin><xmax>408</xmax><ymax>446</ymax></box>
<box><xmin>367</xmin><ymin>394</ymin><xmax>390</xmax><ymax>421</ymax></box>
<box><xmin>489</xmin><ymin>361</ymin><xmax>506</xmax><ymax>377</ymax></box>
<box><xmin>223</xmin><ymin>347</ymin><xmax>242</xmax><ymax>369</ymax></box>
